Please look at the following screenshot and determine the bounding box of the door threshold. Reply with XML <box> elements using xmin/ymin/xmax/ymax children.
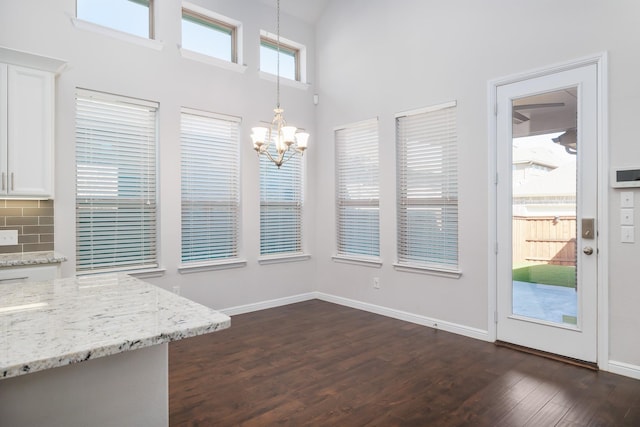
<box><xmin>495</xmin><ymin>340</ymin><xmax>598</xmax><ymax>371</ymax></box>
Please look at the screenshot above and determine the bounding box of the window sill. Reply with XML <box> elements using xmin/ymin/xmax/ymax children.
<box><xmin>259</xmin><ymin>71</ymin><xmax>309</xmax><ymax>91</ymax></box>
<box><xmin>180</xmin><ymin>48</ymin><xmax>247</xmax><ymax>73</ymax></box>
<box><xmin>72</xmin><ymin>17</ymin><xmax>163</xmax><ymax>51</ymax></box>
<box><xmin>76</xmin><ymin>266</ymin><xmax>167</xmax><ymax>278</ymax></box>
<box><xmin>258</xmin><ymin>253</ymin><xmax>311</xmax><ymax>265</ymax></box>
<box><xmin>393</xmin><ymin>263</ymin><xmax>462</xmax><ymax>279</ymax></box>
<box><xmin>332</xmin><ymin>255</ymin><xmax>382</xmax><ymax>268</ymax></box>
<box><xmin>178</xmin><ymin>259</ymin><xmax>248</xmax><ymax>274</ymax></box>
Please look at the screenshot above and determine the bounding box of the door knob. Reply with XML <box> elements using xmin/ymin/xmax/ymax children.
<box><xmin>583</xmin><ymin>246</ymin><xmax>594</xmax><ymax>255</ymax></box>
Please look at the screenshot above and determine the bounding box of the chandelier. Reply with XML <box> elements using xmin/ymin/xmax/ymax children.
<box><xmin>251</xmin><ymin>0</ymin><xmax>309</xmax><ymax>168</ymax></box>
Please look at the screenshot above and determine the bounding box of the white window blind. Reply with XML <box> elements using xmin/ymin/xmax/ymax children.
<box><xmin>181</xmin><ymin>109</ymin><xmax>240</xmax><ymax>263</ymax></box>
<box><xmin>260</xmin><ymin>145</ymin><xmax>303</xmax><ymax>256</ymax></box>
<box><xmin>335</xmin><ymin>119</ymin><xmax>380</xmax><ymax>258</ymax></box>
<box><xmin>396</xmin><ymin>101</ymin><xmax>458</xmax><ymax>271</ymax></box>
<box><xmin>76</xmin><ymin>89</ymin><xmax>158</xmax><ymax>273</ymax></box>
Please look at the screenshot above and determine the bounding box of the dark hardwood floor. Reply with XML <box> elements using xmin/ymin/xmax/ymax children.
<box><xmin>169</xmin><ymin>300</ymin><xmax>640</xmax><ymax>426</ymax></box>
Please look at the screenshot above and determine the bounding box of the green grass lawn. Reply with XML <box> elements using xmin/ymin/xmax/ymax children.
<box><xmin>512</xmin><ymin>264</ymin><xmax>576</xmax><ymax>288</ymax></box>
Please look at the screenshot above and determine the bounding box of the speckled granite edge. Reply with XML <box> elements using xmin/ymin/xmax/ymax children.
<box><xmin>0</xmin><ymin>273</ymin><xmax>231</xmax><ymax>380</ymax></box>
<box><xmin>2</xmin><ymin>316</ymin><xmax>231</xmax><ymax>379</ymax></box>
<box><xmin>0</xmin><ymin>251</ymin><xmax>67</xmax><ymax>267</ymax></box>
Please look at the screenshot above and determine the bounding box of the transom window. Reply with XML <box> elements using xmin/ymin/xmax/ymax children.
<box><xmin>181</xmin><ymin>7</ymin><xmax>237</xmax><ymax>63</ymax></box>
<box><xmin>260</xmin><ymin>36</ymin><xmax>299</xmax><ymax>81</ymax></box>
<box><xmin>76</xmin><ymin>0</ymin><xmax>153</xmax><ymax>39</ymax></box>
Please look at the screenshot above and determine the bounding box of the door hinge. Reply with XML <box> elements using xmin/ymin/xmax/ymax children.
<box><xmin>494</xmin><ymin>311</ymin><xmax>498</xmax><ymax>323</ymax></box>
<box><xmin>495</xmin><ymin>173</ymin><xmax>499</xmax><ymax>185</ymax></box>
<box><xmin>494</xmin><ymin>103</ymin><xmax>498</xmax><ymax>116</ymax></box>
<box><xmin>494</xmin><ymin>242</ymin><xmax>498</xmax><ymax>254</ymax></box>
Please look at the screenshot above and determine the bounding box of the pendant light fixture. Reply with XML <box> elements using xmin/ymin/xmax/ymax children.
<box><xmin>250</xmin><ymin>0</ymin><xmax>309</xmax><ymax>168</ymax></box>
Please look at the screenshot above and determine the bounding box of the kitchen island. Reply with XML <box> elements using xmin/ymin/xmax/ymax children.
<box><xmin>0</xmin><ymin>273</ymin><xmax>230</xmax><ymax>427</ymax></box>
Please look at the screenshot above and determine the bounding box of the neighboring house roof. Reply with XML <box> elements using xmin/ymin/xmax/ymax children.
<box><xmin>512</xmin><ymin>142</ymin><xmax>563</xmax><ymax>169</ymax></box>
<box><xmin>513</xmin><ymin>161</ymin><xmax>576</xmax><ymax>198</ymax></box>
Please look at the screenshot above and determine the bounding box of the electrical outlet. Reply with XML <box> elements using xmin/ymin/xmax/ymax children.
<box><xmin>0</xmin><ymin>230</ymin><xmax>18</xmax><ymax>246</ymax></box>
<box><xmin>373</xmin><ymin>277</ymin><xmax>380</xmax><ymax>289</ymax></box>
<box><xmin>621</xmin><ymin>191</ymin><xmax>634</xmax><ymax>208</ymax></box>
<box><xmin>621</xmin><ymin>226</ymin><xmax>635</xmax><ymax>243</ymax></box>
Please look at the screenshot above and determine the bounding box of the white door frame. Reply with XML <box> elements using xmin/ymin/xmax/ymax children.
<box><xmin>487</xmin><ymin>53</ymin><xmax>609</xmax><ymax>370</ymax></box>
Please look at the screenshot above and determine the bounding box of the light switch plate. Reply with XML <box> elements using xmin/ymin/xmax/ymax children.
<box><xmin>621</xmin><ymin>208</ymin><xmax>634</xmax><ymax>225</ymax></box>
<box><xmin>0</xmin><ymin>230</ymin><xmax>18</xmax><ymax>246</ymax></box>
<box><xmin>621</xmin><ymin>191</ymin><xmax>634</xmax><ymax>208</ymax></box>
<box><xmin>621</xmin><ymin>226</ymin><xmax>635</xmax><ymax>243</ymax></box>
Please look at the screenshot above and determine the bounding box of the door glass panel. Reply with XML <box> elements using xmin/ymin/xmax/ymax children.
<box><xmin>511</xmin><ymin>88</ymin><xmax>578</xmax><ymax>325</ymax></box>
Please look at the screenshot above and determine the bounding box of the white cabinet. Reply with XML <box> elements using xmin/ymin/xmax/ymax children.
<box><xmin>0</xmin><ymin>63</ymin><xmax>54</xmax><ymax>198</ymax></box>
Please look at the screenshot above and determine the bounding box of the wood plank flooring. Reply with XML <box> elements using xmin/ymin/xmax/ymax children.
<box><xmin>169</xmin><ymin>300</ymin><xmax>640</xmax><ymax>426</ymax></box>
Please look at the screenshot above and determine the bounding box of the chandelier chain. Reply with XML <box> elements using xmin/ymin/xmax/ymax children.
<box><xmin>276</xmin><ymin>0</ymin><xmax>281</xmax><ymax>109</ymax></box>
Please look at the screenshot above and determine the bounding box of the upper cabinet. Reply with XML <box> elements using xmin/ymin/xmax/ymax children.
<box><xmin>0</xmin><ymin>47</ymin><xmax>65</xmax><ymax>199</ymax></box>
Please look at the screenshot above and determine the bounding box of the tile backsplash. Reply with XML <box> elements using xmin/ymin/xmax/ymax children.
<box><xmin>0</xmin><ymin>199</ymin><xmax>54</xmax><ymax>254</ymax></box>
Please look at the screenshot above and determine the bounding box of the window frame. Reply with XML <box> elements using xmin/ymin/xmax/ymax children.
<box><xmin>259</xmin><ymin>36</ymin><xmax>300</xmax><ymax>82</ymax></box>
<box><xmin>394</xmin><ymin>100</ymin><xmax>461</xmax><ymax>278</ymax></box>
<box><xmin>178</xmin><ymin>107</ymin><xmax>246</xmax><ymax>273</ymax></box>
<box><xmin>75</xmin><ymin>88</ymin><xmax>159</xmax><ymax>275</ymax></box>
<box><xmin>181</xmin><ymin>4</ymin><xmax>241</xmax><ymax>65</ymax></box>
<box><xmin>258</xmin><ymin>136</ymin><xmax>306</xmax><ymax>262</ymax></box>
<box><xmin>75</xmin><ymin>0</ymin><xmax>155</xmax><ymax>40</ymax></box>
<box><xmin>333</xmin><ymin>118</ymin><xmax>381</xmax><ymax>265</ymax></box>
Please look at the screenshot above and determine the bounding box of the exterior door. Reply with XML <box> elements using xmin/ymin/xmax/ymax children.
<box><xmin>496</xmin><ymin>63</ymin><xmax>598</xmax><ymax>362</ymax></box>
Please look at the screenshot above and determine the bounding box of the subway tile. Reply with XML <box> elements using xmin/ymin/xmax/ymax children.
<box><xmin>0</xmin><ymin>226</ymin><xmax>21</xmax><ymax>233</ymax></box>
<box><xmin>23</xmin><ymin>242</ymin><xmax>54</xmax><ymax>252</ymax></box>
<box><xmin>39</xmin><ymin>200</ymin><xmax>54</xmax><ymax>208</ymax></box>
<box><xmin>18</xmin><ymin>234</ymin><xmax>39</xmax><ymax>244</ymax></box>
<box><xmin>39</xmin><ymin>234</ymin><xmax>54</xmax><ymax>243</ymax></box>
<box><xmin>24</xmin><ymin>207</ymin><xmax>54</xmax><ymax>217</ymax></box>
<box><xmin>0</xmin><ymin>208</ymin><xmax>22</xmax><ymax>216</ymax></box>
<box><xmin>6</xmin><ymin>200</ymin><xmax>39</xmax><ymax>208</ymax></box>
<box><xmin>23</xmin><ymin>225</ymin><xmax>54</xmax><ymax>235</ymax></box>
<box><xmin>0</xmin><ymin>244</ymin><xmax>22</xmax><ymax>254</ymax></box>
<box><xmin>7</xmin><ymin>216</ymin><xmax>38</xmax><ymax>226</ymax></box>
<box><xmin>0</xmin><ymin>217</ymin><xmax>5</xmax><ymax>227</ymax></box>
<box><xmin>39</xmin><ymin>216</ymin><xmax>54</xmax><ymax>225</ymax></box>
<box><xmin>0</xmin><ymin>200</ymin><xmax>6</xmax><ymax>208</ymax></box>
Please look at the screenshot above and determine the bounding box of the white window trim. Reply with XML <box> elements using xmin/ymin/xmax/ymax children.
<box><xmin>332</xmin><ymin>255</ymin><xmax>382</xmax><ymax>268</ymax></box>
<box><xmin>258</xmin><ymin>253</ymin><xmax>311</xmax><ymax>265</ymax></box>
<box><xmin>181</xmin><ymin>2</ymin><xmax>244</xmax><ymax>68</ymax></box>
<box><xmin>259</xmin><ymin>29</ymin><xmax>308</xmax><ymax>85</ymax></box>
<box><xmin>71</xmin><ymin>17</ymin><xmax>163</xmax><ymax>51</ymax></box>
<box><xmin>393</xmin><ymin>263</ymin><xmax>462</xmax><ymax>279</ymax></box>
<box><xmin>180</xmin><ymin>48</ymin><xmax>247</xmax><ymax>73</ymax></box>
<box><xmin>178</xmin><ymin>259</ymin><xmax>248</xmax><ymax>274</ymax></box>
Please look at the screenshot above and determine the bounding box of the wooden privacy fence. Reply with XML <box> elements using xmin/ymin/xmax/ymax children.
<box><xmin>512</xmin><ymin>216</ymin><xmax>576</xmax><ymax>266</ymax></box>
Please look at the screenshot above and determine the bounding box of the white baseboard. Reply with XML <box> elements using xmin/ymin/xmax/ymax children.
<box><xmin>315</xmin><ymin>292</ymin><xmax>491</xmax><ymax>342</ymax></box>
<box><xmin>608</xmin><ymin>360</ymin><xmax>640</xmax><ymax>380</ymax></box>
<box><xmin>221</xmin><ymin>292</ymin><xmax>316</xmax><ymax>316</ymax></box>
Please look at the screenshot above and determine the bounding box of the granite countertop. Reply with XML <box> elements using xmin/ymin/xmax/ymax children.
<box><xmin>0</xmin><ymin>273</ymin><xmax>230</xmax><ymax>379</ymax></box>
<box><xmin>0</xmin><ymin>251</ymin><xmax>67</xmax><ymax>267</ymax></box>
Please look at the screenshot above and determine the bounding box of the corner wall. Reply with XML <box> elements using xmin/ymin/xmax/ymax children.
<box><xmin>314</xmin><ymin>0</ymin><xmax>640</xmax><ymax>370</ymax></box>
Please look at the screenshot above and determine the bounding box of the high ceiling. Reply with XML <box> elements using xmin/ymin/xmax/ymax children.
<box><xmin>257</xmin><ymin>0</ymin><xmax>330</xmax><ymax>23</ymax></box>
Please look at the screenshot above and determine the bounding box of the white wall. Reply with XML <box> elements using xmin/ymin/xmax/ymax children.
<box><xmin>314</xmin><ymin>0</ymin><xmax>640</xmax><ymax>369</ymax></box>
<box><xmin>0</xmin><ymin>0</ymin><xmax>318</xmax><ymax>310</ymax></box>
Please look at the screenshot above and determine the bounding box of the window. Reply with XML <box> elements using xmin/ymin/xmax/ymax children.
<box><xmin>335</xmin><ymin>119</ymin><xmax>380</xmax><ymax>259</ymax></box>
<box><xmin>260</xmin><ymin>145</ymin><xmax>303</xmax><ymax>256</ymax></box>
<box><xmin>181</xmin><ymin>6</ymin><xmax>238</xmax><ymax>63</ymax></box>
<box><xmin>396</xmin><ymin>101</ymin><xmax>459</xmax><ymax>274</ymax></box>
<box><xmin>180</xmin><ymin>109</ymin><xmax>240</xmax><ymax>264</ymax></box>
<box><xmin>76</xmin><ymin>0</ymin><xmax>153</xmax><ymax>39</ymax></box>
<box><xmin>75</xmin><ymin>89</ymin><xmax>158</xmax><ymax>273</ymax></box>
<box><xmin>260</xmin><ymin>33</ymin><xmax>301</xmax><ymax>82</ymax></box>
